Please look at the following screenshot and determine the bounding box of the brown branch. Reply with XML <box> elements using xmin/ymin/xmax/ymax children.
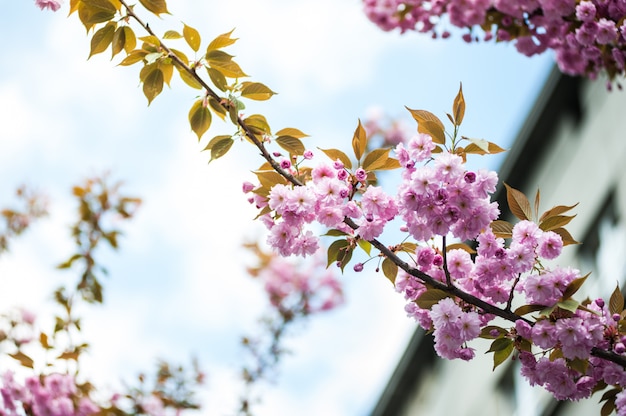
<box><xmin>119</xmin><ymin>0</ymin><xmax>302</xmax><ymax>187</ymax></box>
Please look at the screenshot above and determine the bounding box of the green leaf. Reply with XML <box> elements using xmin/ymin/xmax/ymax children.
<box><xmin>479</xmin><ymin>325</ymin><xmax>507</xmax><ymax>339</ymax></box>
<box><xmin>414</xmin><ymin>289</ymin><xmax>449</xmax><ymax>310</ymax></box>
<box><xmin>183</xmin><ymin>23</ymin><xmax>201</xmax><ymax>52</ymax></box>
<box><xmin>323</xmin><ymin>229</ymin><xmax>349</xmax><ymax>237</ymax></box>
<box><xmin>610</xmin><ymin>284</ymin><xmax>625</xmax><ymax>315</ymax></box>
<box><xmin>276</xmin><ymin>136</ymin><xmax>305</xmax><ymax>155</ymax></box>
<box><xmin>241</xmin><ymin>82</ymin><xmax>276</xmax><ymax>101</ymax></box>
<box><xmin>504</xmin><ymin>183</ymin><xmax>532</xmax><ymax>221</ymax></box>
<box><xmin>80</xmin><ymin>0</ymin><xmax>116</xmax><ymax>25</ymax></box>
<box><xmin>488</xmin><ymin>338</ymin><xmax>514</xmax><ymax>370</ymax></box>
<box><xmin>188</xmin><ymin>99</ymin><xmax>212</xmax><ymax>140</ymax></box>
<box><xmin>9</xmin><ymin>351</ymin><xmax>34</xmax><ymax>369</ymax></box>
<box><xmin>318</xmin><ymin>148</ymin><xmax>352</xmax><ymax>170</ymax></box>
<box><xmin>209</xmin><ymin>137</ymin><xmax>234</xmax><ymax>162</ymax></box>
<box><xmin>557</xmin><ymin>299</ymin><xmax>579</xmax><ymax>313</ymax></box>
<box><xmin>207</xmin><ymin>29</ymin><xmax>237</xmax><ymax>52</ymax></box>
<box><xmin>362</xmin><ymin>148</ymin><xmax>392</xmax><ymax>171</ymax></box>
<box><xmin>89</xmin><ymin>22</ymin><xmax>116</xmax><ymax>58</ymax></box>
<box><xmin>139</xmin><ymin>0</ymin><xmax>169</xmax><ymax>15</ymax></box>
<box><xmin>406</xmin><ymin>108</ymin><xmax>446</xmax><ymax>145</ymax></box>
<box><xmin>327</xmin><ymin>239</ymin><xmax>351</xmax><ymax>271</ymax></box>
<box><xmin>142</xmin><ymin>67</ymin><xmax>164</xmax><ymax>104</ymax></box>
<box><xmin>452</xmin><ymin>83</ymin><xmax>465</xmax><ymax>126</ymax></box>
<box><xmin>382</xmin><ymin>258</ymin><xmax>398</xmax><ymax>285</ymax></box>
<box><xmin>514</xmin><ymin>304</ymin><xmax>546</xmax><ymax>316</ymax></box>
<box><xmin>352</xmin><ymin>119</ymin><xmax>367</xmax><ymax>161</ymax></box>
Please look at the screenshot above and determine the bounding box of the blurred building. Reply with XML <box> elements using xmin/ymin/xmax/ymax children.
<box><xmin>371</xmin><ymin>67</ymin><xmax>626</xmax><ymax>416</ymax></box>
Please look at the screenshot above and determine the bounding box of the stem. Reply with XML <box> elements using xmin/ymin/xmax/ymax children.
<box><xmin>441</xmin><ymin>235</ymin><xmax>452</xmax><ymax>287</ymax></box>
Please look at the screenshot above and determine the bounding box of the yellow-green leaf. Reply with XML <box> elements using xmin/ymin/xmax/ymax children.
<box><xmin>207</xmin><ymin>29</ymin><xmax>237</xmax><ymax>52</ymax></box>
<box><xmin>208</xmin><ymin>96</ymin><xmax>227</xmax><ymax>120</ymax></box>
<box><xmin>118</xmin><ymin>49</ymin><xmax>147</xmax><ymax>66</ymax></box>
<box><xmin>111</xmin><ymin>26</ymin><xmax>126</xmax><ymax>58</ymax></box>
<box><xmin>163</xmin><ymin>30</ymin><xmax>182</xmax><ymax>39</ymax></box>
<box><xmin>183</xmin><ymin>23</ymin><xmax>201</xmax><ymax>52</ymax></box>
<box><xmin>357</xmin><ymin>239</ymin><xmax>371</xmax><ymax>255</ymax></box>
<box><xmin>142</xmin><ymin>67</ymin><xmax>164</xmax><ymax>104</ymax></box>
<box><xmin>208</xmin><ymin>58</ymin><xmax>247</xmax><ymax>79</ymax></box>
<box><xmin>253</xmin><ymin>170</ymin><xmax>287</xmax><ymax>189</ymax></box>
<box><xmin>244</xmin><ymin>114</ymin><xmax>271</xmax><ymax>135</ymax></box>
<box><xmin>208</xmin><ymin>137</ymin><xmax>234</xmax><ymax>162</ymax></box>
<box><xmin>89</xmin><ymin>22</ymin><xmax>116</xmax><ymax>58</ymax></box>
<box><xmin>382</xmin><ymin>258</ymin><xmax>398</xmax><ymax>285</ymax></box>
<box><xmin>318</xmin><ymin>148</ymin><xmax>352</xmax><ymax>170</ymax></box>
<box><xmin>352</xmin><ymin>119</ymin><xmax>367</xmax><ymax>161</ymax></box>
<box><xmin>241</xmin><ymin>82</ymin><xmax>276</xmax><ymax>101</ymax></box>
<box><xmin>415</xmin><ymin>289</ymin><xmax>449</xmax><ymax>310</ymax></box>
<box><xmin>207</xmin><ymin>67</ymin><xmax>227</xmax><ymax>92</ymax></box>
<box><xmin>327</xmin><ymin>239</ymin><xmax>349</xmax><ymax>268</ymax></box>
<box><xmin>489</xmin><ymin>338</ymin><xmax>514</xmax><ymax>370</ymax></box>
<box><xmin>188</xmin><ymin>100</ymin><xmax>211</xmax><ymax>140</ymax></box>
<box><xmin>122</xmin><ymin>26</ymin><xmax>136</xmax><ymax>53</ymax></box>
<box><xmin>175</xmin><ymin>64</ymin><xmax>202</xmax><ymax>89</ymax></box>
<box><xmin>452</xmin><ymin>83</ymin><xmax>465</xmax><ymax>126</ymax></box>
<box><xmin>275</xmin><ymin>128</ymin><xmax>309</xmax><ymax>139</ymax></box>
<box><xmin>276</xmin><ymin>136</ymin><xmax>305</xmax><ymax>155</ymax></box>
<box><xmin>504</xmin><ymin>183</ymin><xmax>532</xmax><ymax>221</ymax></box>
<box><xmin>562</xmin><ymin>273</ymin><xmax>589</xmax><ymax>300</ymax></box>
<box><xmin>514</xmin><ymin>304</ymin><xmax>546</xmax><ymax>315</ymax></box>
<box><xmin>139</xmin><ymin>0</ymin><xmax>169</xmax><ymax>15</ymax></box>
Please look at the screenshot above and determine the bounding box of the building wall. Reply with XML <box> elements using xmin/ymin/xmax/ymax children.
<box><xmin>377</xmin><ymin>73</ymin><xmax>626</xmax><ymax>416</ymax></box>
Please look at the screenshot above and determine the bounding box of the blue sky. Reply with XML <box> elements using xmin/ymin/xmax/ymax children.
<box><xmin>1</xmin><ymin>1</ymin><xmax>553</xmax><ymax>414</ymax></box>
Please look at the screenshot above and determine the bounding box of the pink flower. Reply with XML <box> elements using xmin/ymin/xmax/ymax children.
<box><xmin>35</xmin><ymin>0</ymin><xmax>61</xmax><ymax>11</ymax></box>
<box><xmin>537</xmin><ymin>230</ymin><xmax>563</xmax><ymax>259</ymax></box>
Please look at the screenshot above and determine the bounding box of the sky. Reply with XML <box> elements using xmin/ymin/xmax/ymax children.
<box><xmin>1</xmin><ymin>1</ymin><xmax>554</xmax><ymax>415</ymax></box>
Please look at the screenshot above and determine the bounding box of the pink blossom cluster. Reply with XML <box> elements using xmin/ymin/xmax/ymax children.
<box><xmin>363</xmin><ymin>0</ymin><xmax>626</xmax><ymax>81</ymax></box>
<box><xmin>516</xmin><ymin>300</ymin><xmax>626</xmax><ymax>403</ymax></box>
<box><xmin>396</xmin><ymin>133</ymin><xmax>500</xmax><ymax>242</ymax></box>
<box><xmin>394</xmin><ymin>218</ymin><xmax>626</xmax><ymax>404</ymax></box>
<box><xmin>258</xmin><ymin>253</ymin><xmax>344</xmax><ymax>313</ymax></box>
<box><xmin>245</xmin><ymin>156</ymin><xmax>400</xmax><ymax>256</ymax></box>
<box><xmin>0</xmin><ymin>371</ymin><xmax>99</xmax><ymax>416</ymax></box>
